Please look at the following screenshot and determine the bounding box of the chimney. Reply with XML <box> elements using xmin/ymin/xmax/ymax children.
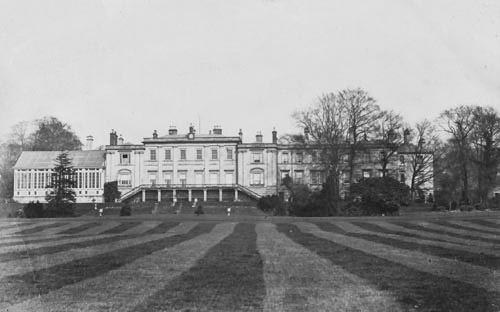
<box><xmin>304</xmin><ymin>127</ymin><xmax>310</xmax><ymax>142</ymax></box>
<box><xmin>109</xmin><ymin>130</ymin><xmax>117</xmax><ymax>145</ymax></box>
<box><xmin>118</xmin><ymin>134</ymin><xmax>124</xmax><ymax>145</ymax></box>
<box><xmin>153</xmin><ymin>130</ymin><xmax>158</xmax><ymax>139</ymax></box>
<box><xmin>86</xmin><ymin>135</ymin><xmax>94</xmax><ymax>150</ymax></box>
<box><xmin>213</xmin><ymin>125</ymin><xmax>222</xmax><ymax>135</ymax></box>
<box><xmin>272</xmin><ymin>128</ymin><xmax>277</xmax><ymax>144</ymax></box>
<box><xmin>238</xmin><ymin>129</ymin><xmax>243</xmax><ymax>141</ymax></box>
<box><xmin>168</xmin><ymin>126</ymin><xmax>177</xmax><ymax>135</ymax></box>
<box><xmin>189</xmin><ymin>125</ymin><xmax>195</xmax><ymax>134</ymax></box>
<box><xmin>403</xmin><ymin>129</ymin><xmax>410</xmax><ymax>144</ymax></box>
<box><xmin>256</xmin><ymin>131</ymin><xmax>263</xmax><ymax>143</ymax></box>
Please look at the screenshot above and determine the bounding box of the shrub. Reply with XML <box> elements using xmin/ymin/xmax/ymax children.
<box><xmin>195</xmin><ymin>205</ymin><xmax>204</xmax><ymax>215</ymax></box>
<box><xmin>23</xmin><ymin>201</ymin><xmax>44</xmax><ymax>218</ymax></box>
<box><xmin>349</xmin><ymin>177</ymin><xmax>409</xmax><ymax>216</ymax></box>
<box><xmin>257</xmin><ymin>195</ymin><xmax>281</xmax><ymax>213</ymax></box>
<box><xmin>104</xmin><ymin>181</ymin><xmax>121</xmax><ymax>203</ymax></box>
<box><xmin>120</xmin><ymin>205</ymin><xmax>131</xmax><ymax>216</ymax></box>
<box><xmin>44</xmin><ymin>202</ymin><xmax>74</xmax><ymax>217</ymax></box>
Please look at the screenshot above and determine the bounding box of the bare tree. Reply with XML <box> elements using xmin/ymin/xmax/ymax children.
<box><xmin>470</xmin><ymin>106</ymin><xmax>500</xmax><ymax>206</ymax></box>
<box><xmin>374</xmin><ymin>110</ymin><xmax>404</xmax><ymax>177</ymax></box>
<box><xmin>406</xmin><ymin>120</ymin><xmax>440</xmax><ymax>201</ymax></box>
<box><xmin>438</xmin><ymin>106</ymin><xmax>475</xmax><ymax>204</ymax></box>
<box><xmin>292</xmin><ymin>92</ymin><xmax>350</xmax><ymax>214</ymax></box>
<box><xmin>338</xmin><ymin>88</ymin><xmax>381</xmax><ymax>184</ymax></box>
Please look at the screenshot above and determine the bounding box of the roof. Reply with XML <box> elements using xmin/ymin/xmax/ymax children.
<box><xmin>143</xmin><ymin>134</ymin><xmax>241</xmax><ymax>144</ymax></box>
<box><xmin>14</xmin><ymin>151</ymin><xmax>106</xmax><ymax>169</ymax></box>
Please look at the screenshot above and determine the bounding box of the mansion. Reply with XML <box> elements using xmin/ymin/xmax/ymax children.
<box><xmin>13</xmin><ymin>126</ymin><xmax>434</xmax><ymax>203</ymax></box>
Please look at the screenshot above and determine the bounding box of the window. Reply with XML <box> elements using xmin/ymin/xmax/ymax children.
<box><xmin>180</xmin><ymin>149</ymin><xmax>187</xmax><ymax>160</ymax></box>
<box><xmin>252</xmin><ymin>152</ymin><xmax>263</xmax><ymax>163</ymax></box>
<box><xmin>296</xmin><ymin>153</ymin><xmax>303</xmax><ymax>163</ymax></box>
<box><xmin>378</xmin><ymin>169</ymin><xmax>384</xmax><ymax>177</ymax></box>
<box><xmin>311</xmin><ymin>152</ymin><xmax>318</xmax><ymax>163</ymax></box>
<box><xmin>195</xmin><ymin>171</ymin><xmax>203</xmax><ymax>185</ymax></box>
<box><xmin>362</xmin><ymin>169</ymin><xmax>372</xmax><ymax>179</ymax></box>
<box><xmin>311</xmin><ymin>171</ymin><xmax>324</xmax><ymax>185</ymax></box>
<box><xmin>163</xmin><ymin>171</ymin><xmax>172</xmax><ymax>185</ymax></box>
<box><xmin>148</xmin><ymin>171</ymin><xmax>157</xmax><ymax>185</ymax></box>
<box><xmin>150</xmin><ymin>149</ymin><xmax>157</xmax><ymax>161</ymax></box>
<box><xmin>118</xmin><ymin>170</ymin><xmax>132</xmax><ymax>186</ymax></box>
<box><xmin>226</xmin><ymin>148</ymin><xmax>233</xmax><ymax>160</ymax></box>
<box><xmin>209</xmin><ymin>171</ymin><xmax>219</xmax><ymax>184</ymax></box>
<box><xmin>294</xmin><ymin>170</ymin><xmax>304</xmax><ymax>184</ymax></box>
<box><xmin>225</xmin><ymin>171</ymin><xmax>234</xmax><ymax>184</ymax></box>
<box><xmin>165</xmin><ymin>149</ymin><xmax>171</xmax><ymax>160</ymax></box>
<box><xmin>120</xmin><ymin>153</ymin><xmax>130</xmax><ymax>164</ymax></box>
<box><xmin>281</xmin><ymin>153</ymin><xmax>289</xmax><ymax>163</ymax></box>
<box><xmin>399</xmin><ymin>155</ymin><xmax>405</xmax><ymax>164</ymax></box>
<box><xmin>211</xmin><ymin>149</ymin><xmax>218</xmax><ymax>160</ymax></box>
<box><xmin>178</xmin><ymin>171</ymin><xmax>187</xmax><ymax>185</ymax></box>
<box><xmin>280</xmin><ymin>170</ymin><xmax>290</xmax><ymax>180</ymax></box>
<box><xmin>196</xmin><ymin>149</ymin><xmax>203</xmax><ymax>160</ymax></box>
<box><xmin>250</xmin><ymin>169</ymin><xmax>264</xmax><ymax>186</ymax></box>
<box><xmin>416</xmin><ymin>155</ymin><xmax>424</xmax><ymax>164</ymax></box>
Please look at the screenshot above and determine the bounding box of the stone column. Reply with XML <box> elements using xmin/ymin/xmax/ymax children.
<box><xmin>219</xmin><ymin>188</ymin><xmax>223</xmax><ymax>202</ymax></box>
<box><xmin>188</xmin><ymin>189</ymin><xmax>192</xmax><ymax>202</ymax></box>
<box><xmin>234</xmin><ymin>189</ymin><xmax>238</xmax><ymax>201</ymax></box>
<box><xmin>142</xmin><ymin>189</ymin><xmax>146</xmax><ymax>202</ymax></box>
<box><xmin>157</xmin><ymin>189</ymin><xmax>161</xmax><ymax>202</ymax></box>
<box><xmin>173</xmin><ymin>189</ymin><xmax>177</xmax><ymax>202</ymax></box>
<box><xmin>203</xmin><ymin>189</ymin><xmax>207</xmax><ymax>202</ymax></box>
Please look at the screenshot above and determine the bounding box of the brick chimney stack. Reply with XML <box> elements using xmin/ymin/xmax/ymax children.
<box><xmin>86</xmin><ymin>135</ymin><xmax>94</xmax><ymax>150</ymax></box>
<box><xmin>272</xmin><ymin>128</ymin><xmax>277</xmax><ymax>144</ymax></box>
<box><xmin>168</xmin><ymin>126</ymin><xmax>177</xmax><ymax>135</ymax></box>
<box><xmin>109</xmin><ymin>130</ymin><xmax>118</xmax><ymax>145</ymax></box>
<box><xmin>256</xmin><ymin>132</ymin><xmax>263</xmax><ymax>143</ymax></box>
<box><xmin>213</xmin><ymin>125</ymin><xmax>222</xmax><ymax>135</ymax></box>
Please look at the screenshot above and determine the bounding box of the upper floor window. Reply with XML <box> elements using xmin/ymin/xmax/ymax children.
<box><xmin>296</xmin><ymin>152</ymin><xmax>303</xmax><ymax>163</ymax></box>
<box><xmin>281</xmin><ymin>153</ymin><xmax>289</xmax><ymax>163</ymax></box>
<box><xmin>252</xmin><ymin>152</ymin><xmax>263</xmax><ymax>163</ymax></box>
<box><xmin>150</xmin><ymin>149</ymin><xmax>156</xmax><ymax>161</ymax></box>
<box><xmin>311</xmin><ymin>170</ymin><xmax>325</xmax><ymax>185</ymax></box>
<box><xmin>196</xmin><ymin>149</ymin><xmax>203</xmax><ymax>160</ymax></box>
<box><xmin>180</xmin><ymin>149</ymin><xmax>187</xmax><ymax>160</ymax></box>
<box><xmin>118</xmin><ymin>170</ymin><xmax>132</xmax><ymax>187</ymax></box>
<box><xmin>211</xmin><ymin>149</ymin><xmax>218</xmax><ymax>160</ymax></box>
<box><xmin>294</xmin><ymin>170</ymin><xmax>304</xmax><ymax>184</ymax></box>
<box><xmin>165</xmin><ymin>149</ymin><xmax>171</xmax><ymax>160</ymax></box>
<box><xmin>226</xmin><ymin>148</ymin><xmax>233</xmax><ymax>160</ymax></box>
<box><xmin>120</xmin><ymin>153</ymin><xmax>130</xmax><ymax>164</ymax></box>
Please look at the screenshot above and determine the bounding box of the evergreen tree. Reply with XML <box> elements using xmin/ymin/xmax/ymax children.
<box><xmin>45</xmin><ymin>152</ymin><xmax>76</xmax><ymax>216</ymax></box>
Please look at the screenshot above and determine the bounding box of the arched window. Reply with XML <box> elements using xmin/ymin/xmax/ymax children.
<box><xmin>250</xmin><ymin>168</ymin><xmax>264</xmax><ymax>186</ymax></box>
<box><xmin>117</xmin><ymin>170</ymin><xmax>132</xmax><ymax>187</ymax></box>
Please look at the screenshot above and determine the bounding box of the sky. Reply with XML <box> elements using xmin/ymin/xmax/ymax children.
<box><xmin>0</xmin><ymin>0</ymin><xmax>499</xmax><ymax>147</ymax></box>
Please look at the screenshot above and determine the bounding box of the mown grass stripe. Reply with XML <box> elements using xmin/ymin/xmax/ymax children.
<box><xmin>409</xmin><ymin>221</ymin><xmax>500</xmax><ymax>241</ymax></box>
<box><xmin>257</xmin><ymin>223</ymin><xmax>400</xmax><ymax>312</ymax></box>
<box><xmin>468</xmin><ymin>219</ymin><xmax>500</xmax><ymax>229</ymax></box>
<box><xmin>100</xmin><ymin>221</ymin><xmax>142</xmax><ymax>234</ymax></box>
<box><xmin>0</xmin><ymin>222</ymin><xmax>35</xmax><ymax>231</ymax></box>
<box><xmin>0</xmin><ymin>232</ymin><xmax>136</xmax><ymax>262</ymax></box>
<box><xmin>58</xmin><ymin>222</ymin><xmax>102</xmax><ymax>235</ymax></box>
<box><xmin>0</xmin><ymin>222</ymin><xmax>198</xmax><ymax>279</ymax></box>
<box><xmin>143</xmin><ymin>222</ymin><xmax>180</xmax><ymax>234</ymax></box>
<box><xmin>397</xmin><ymin>221</ymin><xmax>500</xmax><ymax>244</ymax></box>
<box><xmin>371</xmin><ymin>221</ymin><xmax>499</xmax><ymax>248</ymax></box>
<box><xmin>76</xmin><ymin>221</ymin><xmax>121</xmax><ymax>236</ymax></box>
<box><xmin>32</xmin><ymin>222</ymin><xmax>88</xmax><ymax>235</ymax></box>
<box><xmin>446</xmin><ymin>220</ymin><xmax>500</xmax><ymax>235</ymax></box>
<box><xmin>336</xmin><ymin>221</ymin><xmax>500</xmax><ymax>259</ymax></box>
<box><xmin>280</xmin><ymin>223</ymin><xmax>500</xmax><ymax>311</ymax></box>
<box><xmin>0</xmin><ymin>222</ymin><xmax>57</xmax><ymax>237</ymax></box>
<box><xmin>132</xmin><ymin>223</ymin><xmax>266</xmax><ymax>312</ymax></box>
<box><xmin>319</xmin><ymin>222</ymin><xmax>500</xmax><ymax>270</ymax></box>
<box><xmin>5</xmin><ymin>223</ymin><xmax>236</xmax><ymax>312</ymax></box>
<box><xmin>11</xmin><ymin>222</ymin><xmax>69</xmax><ymax>235</ymax></box>
<box><xmin>118</xmin><ymin>221</ymin><xmax>163</xmax><ymax>235</ymax></box>
<box><xmin>297</xmin><ymin>222</ymin><xmax>500</xmax><ymax>293</ymax></box>
<box><xmin>0</xmin><ymin>222</ymin><xmax>211</xmax><ymax>308</ymax></box>
<box><xmin>0</xmin><ymin>233</ymin><xmax>124</xmax><ymax>255</ymax></box>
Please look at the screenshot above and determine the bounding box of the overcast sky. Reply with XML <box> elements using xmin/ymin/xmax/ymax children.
<box><xmin>1</xmin><ymin>0</ymin><xmax>499</xmax><ymax>147</ymax></box>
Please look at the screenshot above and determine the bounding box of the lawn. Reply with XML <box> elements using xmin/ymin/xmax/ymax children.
<box><xmin>0</xmin><ymin>215</ymin><xmax>499</xmax><ymax>311</ymax></box>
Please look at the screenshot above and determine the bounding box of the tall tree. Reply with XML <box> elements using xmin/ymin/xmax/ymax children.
<box><xmin>46</xmin><ymin>152</ymin><xmax>77</xmax><ymax>216</ymax></box>
<box><xmin>374</xmin><ymin>110</ymin><xmax>405</xmax><ymax>177</ymax></box>
<box><xmin>470</xmin><ymin>106</ymin><xmax>500</xmax><ymax>206</ymax></box>
<box><xmin>30</xmin><ymin>116</ymin><xmax>82</xmax><ymax>151</ymax></box>
<box><xmin>292</xmin><ymin>92</ymin><xmax>350</xmax><ymax>214</ymax></box>
<box><xmin>439</xmin><ymin>106</ymin><xmax>475</xmax><ymax>204</ymax></box>
<box><xmin>338</xmin><ymin>88</ymin><xmax>381</xmax><ymax>184</ymax></box>
<box><xmin>406</xmin><ymin>120</ymin><xmax>440</xmax><ymax>201</ymax></box>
